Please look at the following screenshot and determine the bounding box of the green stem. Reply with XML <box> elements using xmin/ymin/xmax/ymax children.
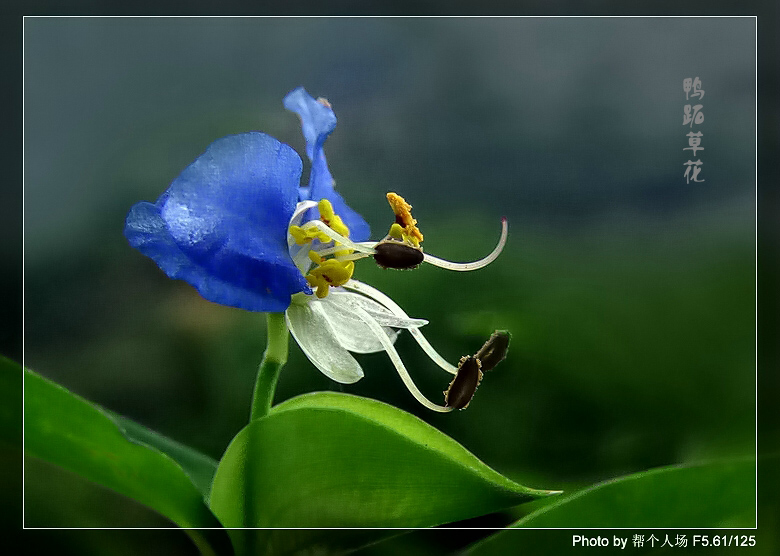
<box><xmin>250</xmin><ymin>312</ymin><xmax>289</xmax><ymax>421</ymax></box>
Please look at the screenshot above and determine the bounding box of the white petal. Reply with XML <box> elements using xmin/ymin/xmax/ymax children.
<box><xmin>315</xmin><ymin>296</ymin><xmax>386</xmax><ymax>354</ymax></box>
<box><xmin>285</xmin><ymin>302</ymin><xmax>364</xmax><ymax>384</ymax></box>
<box><xmin>289</xmin><ymin>200</ymin><xmax>319</xmax><ymax>228</ymax></box>
<box><xmin>314</xmin><ymin>293</ymin><xmax>403</xmax><ymax>354</ymax></box>
<box><xmin>327</xmin><ymin>290</ymin><xmax>428</xmax><ymax>329</ymax></box>
<box><xmin>287</xmin><ymin>200</ymin><xmax>320</xmax><ymax>273</ymax></box>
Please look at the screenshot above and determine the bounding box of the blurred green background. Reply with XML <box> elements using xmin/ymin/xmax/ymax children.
<box><xmin>21</xmin><ymin>17</ymin><xmax>756</xmax><ymax>554</ymax></box>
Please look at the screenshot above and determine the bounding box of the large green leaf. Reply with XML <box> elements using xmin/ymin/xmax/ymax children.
<box><xmin>19</xmin><ymin>359</ymin><xmax>232</xmax><ymax>556</ymax></box>
<box><xmin>209</xmin><ymin>391</ymin><xmax>557</xmax><ymax>555</ymax></box>
<box><xmin>110</xmin><ymin>412</ymin><xmax>218</xmax><ymax>497</ymax></box>
<box><xmin>467</xmin><ymin>459</ymin><xmax>756</xmax><ymax>555</ymax></box>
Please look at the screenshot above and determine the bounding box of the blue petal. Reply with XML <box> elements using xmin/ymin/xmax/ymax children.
<box><xmin>125</xmin><ymin>132</ymin><xmax>310</xmax><ymax>312</ymax></box>
<box><xmin>284</xmin><ymin>87</ymin><xmax>371</xmax><ymax>242</ymax></box>
<box><xmin>283</xmin><ymin>86</ymin><xmax>336</xmax><ymax>163</ymax></box>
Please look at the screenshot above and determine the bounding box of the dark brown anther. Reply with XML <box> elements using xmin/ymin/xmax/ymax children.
<box><xmin>475</xmin><ymin>330</ymin><xmax>510</xmax><ymax>371</ymax></box>
<box><xmin>444</xmin><ymin>356</ymin><xmax>483</xmax><ymax>410</ymax></box>
<box><xmin>373</xmin><ymin>241</ymin><xmax>425</xmax><ymax>270</ymax></box>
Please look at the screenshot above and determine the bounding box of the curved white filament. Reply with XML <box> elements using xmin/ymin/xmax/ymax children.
<box><xmin>352</xmin><ymin>305</ymin><xmax>452</xmax><ymax>413</ymax></box>
<box><xmin>422</xmin><ymin>217</ymin><xmax>508</xmax><ymax>271</ymax></box>
<box><xmin>332</xmin><ymin>252</ymin><xmax>371</xmax><ymax>262</ymax></box>
<box><xmin>343</xmin><ymin>279</ymin><xmax>458</xmax><ymax>375</ymax></box>
<box><xmin>316</xmin><ymin>245</ymin><xmax>374</xmax><ymax>258</ymax></box>
<box><xmin>302</xmin><ymin>220</ymin><xmax>378</xmax><ymax>254</ymax></box>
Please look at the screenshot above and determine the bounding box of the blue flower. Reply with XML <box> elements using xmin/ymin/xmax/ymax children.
<box><xmin>126</xmin><ymin>87</ymin><xmax>509</xmax><ymax>411</ymax></box>
<box><xmin>125</xmin><ymin>87</ymin><xmax>369</xmax><ymax>313</ymax></box>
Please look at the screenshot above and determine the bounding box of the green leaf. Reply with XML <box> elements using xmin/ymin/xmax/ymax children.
<box><xmin>110</xmin><ymin>412</ymin><xmax>218</xmax><ymax>497</ymax></box>
<box><xmin>20</xmin><ymin>360</ymin><xmax>232</xmax><ymax>556</ymax></box>
<box><xmin>467</xmin><ymin>459</ymin><xmax>756</xmax><ymax>555</ymax></box>
<box><xmin>209</xmin><ymin>391</ymin><xmax>557</xmax><ymax>554</ymax></box>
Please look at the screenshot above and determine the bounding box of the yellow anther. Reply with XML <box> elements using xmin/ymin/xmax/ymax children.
<box><xmin>315</xmin><ymin>282</ymin><xmax>329</xmax><ymax>299</ymax></box>
<box><xmin>298</xmin><ymin>223</ymin><xmax>332</xmax><ymax>244</ymax></box>
<box><xmin>317</xmin><ymin>198</ymin><xmax>351</xmax><ymax>239</ymax></box>
<box><xmin>291</xmin><ymin>223</ymin><xmax>332</xmax><ymax>244</ymax></box>
<box><xmin>386</xmin><ymin>192</ymin><xmax>424</xmax><ymax>244</ymax></box>
<box><xmin>305</xmin><ymin>271</ymin><xmax>329</xmax><ymax>298</ymax></box>
<box><xmin>388</xmin><ymin>223</ymin><xmax>404</xmax><ymax>240</ymax></box>
<box><xmin>296</xmin><ymin>199</ymin><xmax>358</xmax><ymax>299</ymax></box>
<box><xmin>318</xmin><ymin>199</ymin><xmax>336</xmax><ymax>222</ymax></box>
<box><xmin>330</xmin><ymin>215</ymin><xmax>350</xmax><ymax>238</ymax></box>
<box><xmin>310</xmin><ymin>259</ymin><xmax>354</xmax><ymax>285</ymax></box>
<box><xmin>338</xmin><ymin>260</ymin><xmax>355</xmax><ymax>284</ymax></box>
<box><xmin>289</xmin><ymin>225</ymin><xmax>311</xmax><ymax>245</ymax></box>
<box><xmin>305</xmin><ymin>258</ymin><xmax>355</xmax><ymax>299</ymax></box>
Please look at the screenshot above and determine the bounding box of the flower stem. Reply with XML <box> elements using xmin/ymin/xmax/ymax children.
<box><xmin>250</xmin><ymin>312</ymin><xmax>289</xmax><ymax>421</ymax></box>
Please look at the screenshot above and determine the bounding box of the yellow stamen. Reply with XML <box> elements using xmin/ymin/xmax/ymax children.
<box><xmin>318</xmin><ymin>198</ymin><xmax>336</xmax><ymax>222</ymax></box>
<box><xmin>289</xmin><ymin>225</ymin><xmax>310</xmax><ymax>245</ymax></box>
<box><xmin>293</xmin><ymin>199</ymin><xmax>359</xmax><ymax>298</ymax></box>
<box><xmin>309</xmin><ymin>259</ymin><xmax>355</xmax><ymax>284</ymax></box>
<box><xmin>388</xmin><ymin>223</ymin><xmax>404</xmax><ymax>240</ymax></box>
<box><xmin>290</xmin><ymin>224</ymin><xmax>330</xmax><ymax>244</ymax></box>
<box><xmin>305</xmin><ymin>259</ymin><xmax>355</xmax><ymax>299</ymax></box>
<box><xmin>386</xmin><ymin>192</ymin><xmax>424</xmax><ymax>245</ymax></box>
<box><xmin>318</xmin><ymin>199</ymin><xmax>351</xmax><ymax>238</ymax></box>
<box><xmin>330</xmin><ymin>215</ymin><xmax>350</xmax><ymax>238</ymax></box>
<box><xmin>308</xmin><ymin>250</ymin><xmax>324</xmax><ymax>264</ymax></box>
